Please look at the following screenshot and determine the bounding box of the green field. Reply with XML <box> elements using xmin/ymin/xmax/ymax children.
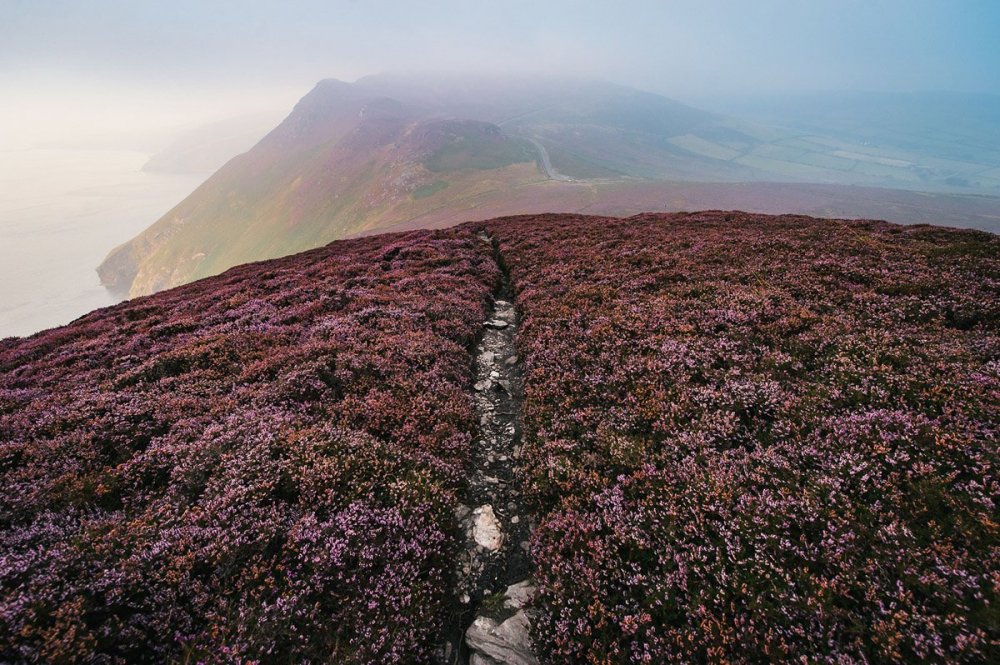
<box><xmin>412</xmin><ymin>179</ymin><xmax>449</xmax><ymax>199</ymax></box>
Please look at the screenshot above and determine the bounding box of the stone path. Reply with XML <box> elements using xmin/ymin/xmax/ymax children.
<box><xmin>438</xmin><ymin>233</ymin><xmax>538</xmax><ymax>665</ymax></box>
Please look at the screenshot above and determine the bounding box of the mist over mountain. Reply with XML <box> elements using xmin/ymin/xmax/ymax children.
<box><xmin>141</xmin><ymin>112</ymin><xmax>285</xmax><ymax>175</ymax></box>
<box><xmin>696</xmin><ymin>91</ymin><xmax>1000</xmax><ymax>190</ymax></box>
<box><xmin>99</xmin><ymin>73</ymin><xmax>1000</xmax><ymax>298</ymax></box>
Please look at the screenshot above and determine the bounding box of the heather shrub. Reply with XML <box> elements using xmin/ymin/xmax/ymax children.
<box><xmin>0</xmin><ymin>229</ymin><xmax>498</xmax><ymax>662</ymax></box>
<box><xmin>484</xmin><ymin>213</ymin><xmax>999</xmax><ymax>662</ymax></box>
<box><xmin>3</xmin><ymin>211</ymin><xmax>997</xmax><ymax>663</ymax></box>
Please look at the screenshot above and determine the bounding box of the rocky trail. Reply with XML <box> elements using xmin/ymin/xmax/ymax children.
<box><xmin>437</xmin><ymin>233</ymin><xmax>538</xmax><ymax>665</ymax></box>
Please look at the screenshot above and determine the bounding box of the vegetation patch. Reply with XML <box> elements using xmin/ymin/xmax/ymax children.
<box><xmin>412</xmin><ymin>179</ymin><xmax>449</xmax><ymax>200</ymax></box>
<box><xmin>482</xmin><ymin>211</ymin><xmax>999</xmax><ymax>663</ymax></box>
<box><xmin>0</xmin><ymin>228</ymin><xmax>499</xmax><ymax>663</ymax></box>
<box><xmin>425</xmin><ymin>126</ymin><xmax>534</xmax><ymax>173</ymax></box>
<box><xmin>3</xmin><ymin>211</ymin><xmax>998</xmax><ymax>663</ymax></box>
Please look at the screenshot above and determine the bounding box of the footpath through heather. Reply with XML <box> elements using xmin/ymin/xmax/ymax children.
<box><xmin>438</xmin><ymin>232</ymin><xmax>538</xmax><ymax>665</ymax></box>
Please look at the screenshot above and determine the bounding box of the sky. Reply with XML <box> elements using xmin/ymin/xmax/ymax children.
<box><xmin>2</xmin><ymin>0</ymin><xmax>999</xmax><ymax>147</ymax></box>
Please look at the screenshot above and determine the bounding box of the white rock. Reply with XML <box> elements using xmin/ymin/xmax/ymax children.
<box><xmin>485</xmin><ymin>319</ymin><xmax>509</xmax><ymax>329</ymax></box>
<box><xmin>474</xmin><ymin>379</ymin><xmax>492</xmax><ymax>392</ymax></box>
<box><xmin>465</xmin><ymin>612</ymin><xmax>538</xmax><ymax>665</ymax></box>
<box><xmin>472</xmin><ymin>505</ymin><xmax>504</xmax><ymax>551</ymax></box>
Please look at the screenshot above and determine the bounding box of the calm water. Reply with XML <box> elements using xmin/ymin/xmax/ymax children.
<box><xmin>0</xmin><ymin>148</ymin><xmax>204</xmax><ymax>338</ymax></box>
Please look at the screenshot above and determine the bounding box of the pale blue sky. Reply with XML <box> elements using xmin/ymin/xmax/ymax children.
<box><xmin>2</xmin><ymin>0</ymin><xmax>998</xmax><ymax>96</ymax></box>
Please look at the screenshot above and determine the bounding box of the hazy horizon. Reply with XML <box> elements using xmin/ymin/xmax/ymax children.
<box><xmin>2</xmin><ymin>1</ymin><xmax>999</xmax><ymax>337</ymax></box>
<box><xmin>4</xmin><ymin>1</ymin><xmax>1000</xmax><ymax>151</ymax></box>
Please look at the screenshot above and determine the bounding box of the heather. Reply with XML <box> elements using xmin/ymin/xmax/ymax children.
<box><xmin>483</xmin><ymin>213</ymin><xmax>1000</xmax><ymax>662</ymax></box>
<box><xmin>0</xmin><ymin>228</ymin><xmax>498</xmax><ymax>662</ymax></box>
<box><xmin>3</xmin><ymin>211</ymin><xmax>998</xmax><ymax>663</ymax></box>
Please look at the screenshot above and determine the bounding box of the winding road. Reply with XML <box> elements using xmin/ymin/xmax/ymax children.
<box><xmin>526</xmin><ymin>138</ymin><xmax>575</xmax><ymax>182</ymax></box>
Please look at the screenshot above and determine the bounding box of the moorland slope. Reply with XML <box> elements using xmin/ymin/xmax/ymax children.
<box><xmin>5</xmin><ymin>212</ymin><xmax>999</xmax><ymax>663</ymax></box>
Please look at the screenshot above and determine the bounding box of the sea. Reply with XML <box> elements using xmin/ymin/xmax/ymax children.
<box><xmin>0</xmin><ymin>147</ymin><xmax>203</xmax><ymax>339</ymax></box>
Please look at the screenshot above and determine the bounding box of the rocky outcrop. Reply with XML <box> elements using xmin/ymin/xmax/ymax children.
<box><xmin>95</xmin><ymin>241</ymin><xmax>140</xmax><ymax>298</ymax></box>
<box><xmin>465</xmin><ymin>581</ymin><xmax>539</xmax><ymax>665</ymax></box>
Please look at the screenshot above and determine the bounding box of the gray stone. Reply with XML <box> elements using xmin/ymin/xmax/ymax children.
<box><xmin>455</xmin><ymin>504</ymin><xmax>472</xmax><ymax>521</ymax></box>
<box><xmin>469</xmin><ymin>653</ymin><xmax>497</xmax><ymax>665</ymax></box>
<box><xmin>485</xmin><ymin>319</ymin><xmax>509</xmax><ymax>329</ymax></box>
<box><xmin>480</xmin><ymin>350</ymin><xmax>495</xmax><ymax>364</ymax></box>
<box><xmin>465</xmin><ymin>612</ymin><xmax>538</xmax><ymax>665</ymax></box>
<box><xmin>504</xmin><ymin>580</ymin><xmax>537</xmax><ymax>610</ymax></box>
<box><xmin>504</xmin><ymin>355</ymin><xmax>518</xmax><ymax>366</ymax></box>
<box><xmin>474</xmin><ymin>379</ymin><xmax>492</xmax><ymax>392</ymax></box>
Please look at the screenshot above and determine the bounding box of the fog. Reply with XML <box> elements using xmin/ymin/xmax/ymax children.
<box><xmin>4</xmin><ymin>0</ymin><xmax>998</xmax><ymax>159</ymax></box>
<box><xmin>4</xmin><ymin>1</ymin><xmax>999</xmax><ymax>134</ymax></box>
<box><xmin>1</xmin><ymin>0</ymin><xmax>998</xmax><ymax>337</ymax></box>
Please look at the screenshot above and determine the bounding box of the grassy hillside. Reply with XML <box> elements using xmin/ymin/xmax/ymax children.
<box><xmin>99</xmin><ymin>77</ymin><xmax>1000</xmax><ymax>300</ymax></box>
<box><xmin>97</xmin><ymin>81</ymin><xmax>546</xmax><ymax>298</ymax></box>
<box><xmin>5</xmin><ymin>212</ymin><xmax>999</xmax><ymax>662</ymax></box>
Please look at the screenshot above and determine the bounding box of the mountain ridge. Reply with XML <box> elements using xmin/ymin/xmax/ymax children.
<box><xmin>99</xmin><ymin>75</ymin><xmax>1000</xmax><ymax>298</ymax></box>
